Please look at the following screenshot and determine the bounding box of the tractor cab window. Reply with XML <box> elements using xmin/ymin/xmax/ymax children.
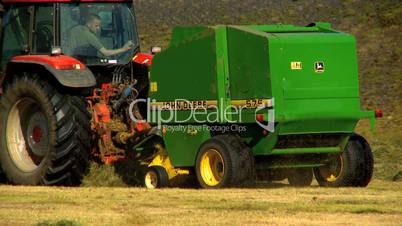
<box><xmin>32</xmin><ymin>5</ymin><xmax>54</xmax><ymax>53</ymax></box>
<box><xmin>60</xmin><ymin>3</ymin><xmax>139</xmax><ymax>65</ymax></box>
<box><xmin>0</xmin><ymin>6</ymin><xmax>30</xmax><ymax>69</ymax></box>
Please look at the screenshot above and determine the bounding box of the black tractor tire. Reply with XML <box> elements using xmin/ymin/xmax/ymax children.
<box><xmin>195</xmin><ymin>135</ymin><xmax>254</xmax><ymax>189</ymax></box>
<box><xmin>287</xmin><ymin>168</ymin><xmax>313</xmax><ymax>187</ymax></box>
<box><xmin>0</xmin><ymin>168</ymin><xmax>7</xmax><ymax>183</ymax></box>
<box><xmin>314</xmin><ymin>133</ymin><xmax>373</xmax><ymax>187</ymax></box>
<box><xmin>143</xmin><ymin>166</ymin><xmax>169</xmax><ymax>189</ymax></box>
<box><xmin>0</xmin><ymin>76</ymin><xmax>91</xmax><ymax>186</ymax></box>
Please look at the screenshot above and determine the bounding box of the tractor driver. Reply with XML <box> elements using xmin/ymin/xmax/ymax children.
<box><xmin>68</xmin><ymin>14</ymin><xmax>134</xmax><ymax>60</ymax></box>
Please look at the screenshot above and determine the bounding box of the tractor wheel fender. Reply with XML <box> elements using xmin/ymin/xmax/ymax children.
<box><xmin>3</xmin><ymin>59</ymin><xmax>96</xmax><ymax>89</ymax></box>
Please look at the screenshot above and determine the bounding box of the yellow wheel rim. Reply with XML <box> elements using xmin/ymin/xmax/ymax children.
<box><xmin>200</xmin><ymin>149</ymin><xmax>224</xmax><ymax>186</ymax></box>
<box><xmin>145</xmin><ymin>170</ymin><xmax>158</xmax><ymax>189</ymax></box>
<box><xmin>318</xmin><ymin>154</ymin><xmax>344</xmax><ymax>182</ymax></box>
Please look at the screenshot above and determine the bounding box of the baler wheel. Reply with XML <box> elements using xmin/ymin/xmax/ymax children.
<box><xmin>143</xmin><ymin>166</ymin><xmax>169</xmax><ymax>189</ymax></box>
<box><xmin>198</xmin><ymin>148</ymin><xmax>225</xmax><ymax>187</ymax></box>
<box><xmin>195</xmin><ymin>135</ymin><xmax>254</xmax><ymax>189</ymax></box>
<box><xmin>287</xmin><ymin>168</ymin><xmax>313</xmax><ymax>187</ymax></box>
<box><xmin>0</xmin><ymin>76</ymin><xmax>91</xmax><ymax>185</ymax></box>
<box><xmin>314</xmin><ymin>133</ymin><xmax>373</xmax><ymax>187</ymax></box>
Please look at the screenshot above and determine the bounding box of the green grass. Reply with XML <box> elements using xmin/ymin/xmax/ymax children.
<box><xmin>0</xmin><ymin>180</ymin><xmax>401</xmax><ymax>226</ymax></box>
<box><xmin>81</xmin><ymin>163</ymin><xmax>126</xmax><ymax>187</ymax></box>
<box><xmin>372</xmin><ymin>137</ymin><xmax>402</xmax><ymax>181</ymax></box>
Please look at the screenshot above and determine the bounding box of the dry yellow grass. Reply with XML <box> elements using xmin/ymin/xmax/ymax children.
<box><xmin>0</xmin><ymin>180</ymin><xmax>401</xmax><ymax>226</ymax></box>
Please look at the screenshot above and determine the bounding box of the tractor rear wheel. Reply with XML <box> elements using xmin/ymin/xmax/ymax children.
<box><xmin>195</xmin><ymin>135</ymin><xmax>254</xmax><ymax>189</ymax></box>
<box><xmin>314</xmin><ymin>133</ymin><xmax>373</xmax><ymax>187</ymax></box>
<box><xmin>0</xmin><ymin>76</ymin><xmax>91</xmax><ymax>185</ymax></box>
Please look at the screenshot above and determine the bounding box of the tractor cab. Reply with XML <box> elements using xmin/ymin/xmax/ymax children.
<box><xmin>0</xmin><ymin>0</ymin><xmax>139</xmax><ymax>69</ymax></box>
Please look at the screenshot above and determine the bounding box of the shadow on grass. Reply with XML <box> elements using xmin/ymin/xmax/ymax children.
<box><xmin>82</xmin><ymin>163</ymin><xmax>320</xmax><ymax>189</ymax></box>
<box><xmin>33</xmin><ymin>220</ymin><xmax>81</xmax><ymax>226</ymax></box>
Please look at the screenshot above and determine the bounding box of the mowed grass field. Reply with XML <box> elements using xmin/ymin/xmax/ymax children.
<box><xmin>0</xmin><ymin>180</ymin><xmax>401</xmax><ymax>226</ymax></box>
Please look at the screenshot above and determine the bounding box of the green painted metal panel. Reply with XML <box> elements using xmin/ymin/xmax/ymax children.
<box><xmin>270</xmin><ymin>147</ymin><xmax>341</xmax><ymax>155</ymax></box>
<box><xmin>248</xmin><ymin>24</ymin><xmax>320</xmax><ymax>33</ymax></box>
<box><xmin>214</xmin><ymin>26</ymin><xmax>232</xmax><ymax>122</ymax></box>
<box><xmin>162</xmin><ymin>126</ymin><xmax>210</xmax><ymax>167</ymax></box>
<box><xmin>283</xmin><ymin>87</ymin><xmax>359</xmax><ymax>99</ymax></box>
<box><xmin>256</xmin><ymin>163</ymin><xmax>325</xmax><ymax>170</ymax></box>
<box><xmin>266</xmin><ymin>31</ymin><xmax>372</xmax><ymax>134</ymax></box>
<box><xmin>278</xmin><ymin>98</ymin><xmax>362</xmax><ymax>134</ymax></box>
<box><xmin>149</xmin><ymin>27</ymin><xmax>219</xmax><ymax>124</ymax></box>
<box><xmin>226</xmin><ymin>26</ymin><xmax>271</xmax><ymax>100</ymax></box>
<box><xmin>149</xmin><ymin>27</ymin><xmax>218</xmax><ymax>102</ymax></box>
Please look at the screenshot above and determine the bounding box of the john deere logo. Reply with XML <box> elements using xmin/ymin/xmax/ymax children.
<box><xmin>315</xmin><ymin>61</ymin><xmax>325</xmax><ymax>73</ymax></box>
<box><xmin>291</xmin><ymin>62</ymin><xmax>302</xmax><ymax>70</ymax></box>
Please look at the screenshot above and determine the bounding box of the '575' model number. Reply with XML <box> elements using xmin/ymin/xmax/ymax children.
<box><xmin>231</xmin><ymin>99</ymin><xmax>272</xmax><ymax>109</ymax></box>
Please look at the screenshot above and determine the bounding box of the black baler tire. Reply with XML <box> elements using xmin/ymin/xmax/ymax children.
<box><xmin>349</xmin><ymin>134</ymin><xmax>374</xmax><ymax>187</ymax></box>
<box><xmin>227</xmin><ymin>135</ymin><xmax>255</xmax><ymax>186</ymax></box>
<box><xmin>195</xmin><ymin>135</ymin><xmax>254</xmax><ymax>189</ymax></box>
<box><xmin>314</xmin><ymin>133</ymin><xmax>373</xmax><ymax>187</ymax></box>
<box><xmin>0</xmin><ymin>76</ymin><xmax>91</xmax><ymax>186</ymax></box>
<box><xmin>143</xmin><ymin>166</ymin><xmax>169</xmax><ymax>188</ymax></box>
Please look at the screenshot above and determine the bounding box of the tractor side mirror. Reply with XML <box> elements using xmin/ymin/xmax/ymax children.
<box><xmin>51</xmin><ymin>46</ymin><xmax>62</xmax><ymax>56</ymax></box>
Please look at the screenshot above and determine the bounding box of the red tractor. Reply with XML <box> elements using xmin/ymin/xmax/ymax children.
<box><xmin>0</xmin><ymin>0</ymin><xmax>154</xmax><ymax>185</ymax></box>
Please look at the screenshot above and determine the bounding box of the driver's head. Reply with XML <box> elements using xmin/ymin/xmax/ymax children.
<box><xmin>85</xmin><ymin>14</ymin><xmax>101</xmax><ymax>34</ymax></box>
